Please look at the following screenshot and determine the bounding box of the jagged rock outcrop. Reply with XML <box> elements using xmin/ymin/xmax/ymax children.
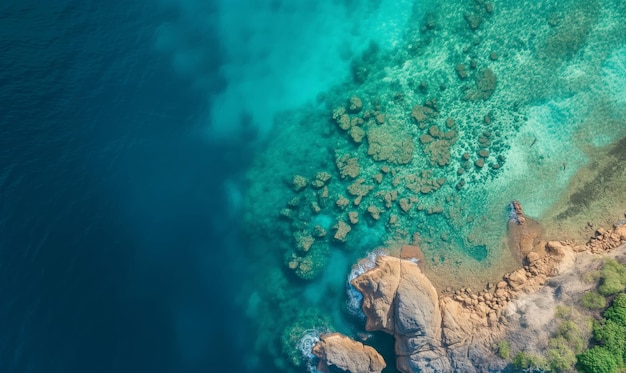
<box><xmin>346</xmin><ymin>206</ymin><xmax>626</xmax><ymax>372</ymax></box>
<box><xmin>351</xmin><ymin>256</ymin><xmax>453</xmax><ymax>372</ymax></box>
<box><xmin>349</xmin><ymin>244</ymin><xmax>581</xmax><ymax>372</ymax></box>
<box><xmin>312</xmin><ymin>333</ymin><xmax>386</xmax><ymax>373</ymax></box>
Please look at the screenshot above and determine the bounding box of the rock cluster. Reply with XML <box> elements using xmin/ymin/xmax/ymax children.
<box><xmin>587</xmin><ymin>223</ymin><xmax>626</xmax><ymax>253</ymax></box>
<box><xmin>412</xmin><ymin>104</ymin><xmax>437</xmax><ymax>126</ymax></box>
<box><xmin>332</xmin><ymin>96</ymin><xmax>388</xmax><ymax>145</ymax></box>
<box><xmin>508</xmin><ymin>200</ymin><xmax>526</xmax><ymax>224</ymax></box>
<box><xmin>420</xmin><ymin>125</ymin><xmax>458</xmax><ymax>167</ymax></box>
<box><xmin>312</xmin><ymin>333</ymin><xmax>386</xmax><ymax>373</ymax></box>
<box><xmin>348</xmin><ymin>231</ymin><xmax>601</xmax><ymax>372</ymax></box>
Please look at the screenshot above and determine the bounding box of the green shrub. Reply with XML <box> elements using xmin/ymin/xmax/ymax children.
<box><xmin>556</xmin><ymin>305</ymin><xmax>574</xmax><ymax>319</ymax></box>
<box><xmin>582</xmin><ymin>291</ymin><xmax>607</xmax><ymax>309</ymax></box>
<box><xmin>604</xmin><ymin>293</ymin><xmax>626</xmax><ymax>327</ymax></box>
<box><xmin>556</xmin><ymin>319</ymin><xmax>585</xmax><ymax>352</ymax></box>
<box><xmin>612</xmin><ymin>294</ymin><xmax>626</xmax><ymax>309</ymax></box>
<box><xmin>603</xmin><ymin>259</ymin><xmax>626</xmax><ymax>279</ymax></box>
<box><xmin>547</xmin><ymin>337</ymin><xmax>577</xmax><ymax>371</ymax></box>
<box><xmin>593</xmin><ymin>319</ymin><xmax>626</xmax><ymax>359</ymax></box>
<box><xmin>575</xmin><ymin>259</ymin><xmax>626</xmax><ymax>372</ymax></box>
<box><xmin>512</xmin><ymin>352</ymin><xmax>548</xmax><ymax>370</ymax></box>
<box><xmin>497</xmin><ymin>340</ymin><xmax>510</xmax><ymax>359</ymax></box>
<box><xmin>597</xmin><ymin>260</ymin><xmax>626</xmax><ymax>296</ymax></box>
<box><xmin>584</xmin><ymin>269</ymin><xmax>602</xmax><ymax>284</ymax></box>
<box><xmin>577</xmin><ymin>346</ymin><xmax>620</xmax><ymax>373</ymax></box>
<box><xmin>599</xmin><ymin>272</ymin><xmax>625</xmax><ymax>296</ymax></box>
<box><xmin>604</xmin><ymin>305</ymin><xmax>626</xmax><ymax>327</ymax></box>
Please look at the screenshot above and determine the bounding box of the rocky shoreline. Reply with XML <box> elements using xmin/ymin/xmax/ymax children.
<box><xmin>309</xmin><ymin>206</ymin><xmax>626</xmax><ymax>373</ymax></box>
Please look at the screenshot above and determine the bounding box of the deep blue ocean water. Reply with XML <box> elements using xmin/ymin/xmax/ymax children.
<box><xmin>0</xmin><ymin>2</ymin><xmax>252</xmax><ymax>372</ymax></box>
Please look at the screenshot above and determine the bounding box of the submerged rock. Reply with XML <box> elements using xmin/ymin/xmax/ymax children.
<box><xmin>464</xmin><ymin>67</ymin><xmax>497</xmax><ymax>100</ymax></box>
<box><xmin>336</xmin><ymin>154</ymin><xmax>361</xmax><ymax>179</ymax></box>
<box><xmin>456</xmin><ymin>63</ymin><xmax>469</xmax><ymax>79</ymax></box>
<box><xmin>311</xmin><ymin>172</ymin><xmax>332</xmax><ymax>188</ymax></box>
<box><xmin>333</xmin><ymin>221</ymin><xmax>351</xmax><ymax>242</ymax></box>
<box><xmin>508</xmin><ymin>200</ymin><xmax>526</xmax><ymax>225</ymax></box>
<box><xmin>411</xmin><ymin>104</ymin><xmax>436</xmax><ymax>125</ymax></box>
<box><xmin>292</xmin><ymin>175</ymin><xmax>309</xmax><ymax>192</ymax></box>
<box><xmin>366</xmin><ymin>125</ymin><xmax>414</xmax><ymax>164</ymax></box>
<box><xmin>507</xmin><ymin>200</ymin><xmax>543</xmax><ymax>263</ymax></box>
<box><xmin>348</xmin><ymin>96</ymin><xmax>363</xmax><ymax>114</ymax></box>
<box><xmin>312</xmin><ymin>333</ymin><xmax>386</xmax><ymax>373</ymax></box>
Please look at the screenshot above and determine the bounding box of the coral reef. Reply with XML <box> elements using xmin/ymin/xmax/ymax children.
<box><xmin>463</xmin><ymin>68</ymin><xmax>497</xmax><ymax>101</ymax></box>
<box><xmin>333</xmin><ymin>221</ymin><xmax>351</xmax><ymax>242</ymax></box>
<box><xmin>366</xmin><ymin>124</ymin><xmax>414</xmax><ymax>165</ymax></box>
<box><xmin>335</xmin><ymin>154</ymin><xmax>360</xmax><ymax>179</ymax></box>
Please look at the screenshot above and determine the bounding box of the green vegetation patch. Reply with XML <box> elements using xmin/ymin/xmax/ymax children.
<box><xmin>581</xmin><ymin>291</ymin><xmax>607</xmax><ymax>310</ymax></box>
<box><xmin>577</xmin><ymin>346</ymin><xmax>620</xmax><ymax>373</ymax></box>
<box><xmin>577</xmin><ymin>293</ymin><xmax>626</xmax><ymax>372</ymax></box>
<box><xmin>496</xmin><ymin>340</ymin><xmax>511</xmax><ymax>359</ymax></box>
<box><xmin>512</xmin><ymin>352</ymin><xmax>548</xmax><ymax>371</ymax></box>
<box><xmin>598</xmin><ymin>260</ymin><xmax>626</xmax><ymax>296</ymax></box>
<box><xmin>544</xmin><ymin>307</ymin><xmax>589</xmax><ymax>371</ymax></box>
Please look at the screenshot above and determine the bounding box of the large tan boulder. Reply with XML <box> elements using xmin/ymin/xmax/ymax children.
<box><xmin>351</xmin><ymin>256</ymin><xmax>452</xmax><ymax>372</ymax></box>
<box><xmin>312</xmin><ymin>333</ymin><xmax>385</xmax><ymax>373</ymax></box>
<box><xmin>439</xmin><ymin>297</ymin><xmax>499</xmax><ymax>372</ymax></box>
<box><xmin>350</xmin><ymin>256</ymin><xmax>401</xmax><ymax>333</ymax></box>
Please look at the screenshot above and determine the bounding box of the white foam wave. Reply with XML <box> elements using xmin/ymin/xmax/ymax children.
<box><xmin>296</xmin><ymin>329</ymin><xmax>327</xmax><ymax>373</ymax></box>
<box><xmin>346</xmin><ymin>250</ymin><xmax>386</xmax><ymax>317</ymax></box>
